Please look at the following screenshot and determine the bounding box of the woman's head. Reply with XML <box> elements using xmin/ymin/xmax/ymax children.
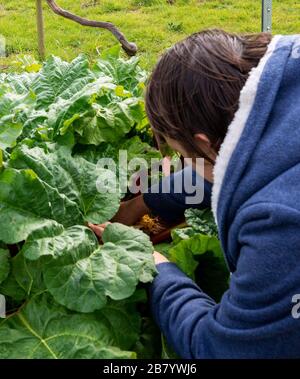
<box><xmin>146</xmin><ymin>29</ymin><xmax>272</xmax><ymax>164</ymax></box>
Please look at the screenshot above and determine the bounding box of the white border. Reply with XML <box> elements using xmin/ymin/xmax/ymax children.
<box><xmin>211</xmin><ymin>35</ymin><xmax>282</xmax><ymax>224</ymax></box>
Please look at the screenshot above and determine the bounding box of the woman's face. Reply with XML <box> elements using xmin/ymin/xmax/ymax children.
<box><xmin>164</xmin><ymin>135</ymin><xmax>216</xmax><ymax>183</ymax></box>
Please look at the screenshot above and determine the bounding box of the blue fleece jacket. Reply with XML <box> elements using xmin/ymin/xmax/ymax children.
<box><xmin>149</xmin><ymin>35</ymin><xmax>300</xmax><ymax>358</ymax></box>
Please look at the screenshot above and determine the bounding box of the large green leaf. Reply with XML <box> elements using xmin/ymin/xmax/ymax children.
<box><xmin>0</xmin><ymin>248</ymin><xmax>10</xmax><ymax>284</ymax></box>
<box><xmin>74</xmin><ymin>135</ymin><xmax>162</xmax><ymax>191</ymax></box>
<box><xmin>0</xmin><ymin>271</ymin><xmax>27</xmax><ymax>303</ymax></box>
<box><xmin>41</xmin><ymin>223</ymin><xmax>156</xmax><ymax>313</ymax></box>
<box><xmin>101</xmin><ymin>223</ymin><xmax>156</xmax><ymax>282</ymax></box>
<box><xmin>185</xmin><ymin>208</ymin><xmax>219</xmax><ymax>236</ymax></box>
<box><xmin>0</xmin><ymin>72</ymin><xmax>36</xmax><ymax>95</ymax></box>
<box><xmin>0</xmin><ymin>293</ymin><xmax>138</xmax><ymax>359</ymax></box>
<box><xmin>96</xmin><ymin>295</ymin><xmax>142</xmax><ymax>352</ymax></box>
<box><xmin>0</xmin><ymin>52</ymin><xmax>164</xmax><ymax>359</ymax></box>
<box><xmin>40</xmin><ymin>53</ymin><xmax>147</xmax><ymax>145</ymax></box>
<box><xmin>0</xmin><ymin>117</ymin><xmax>23</xmax><ymax>150</ymax></box>
<box><xmin>75</xmin><ymin>98</ymin><xmax>144</xmax><ymax>145</ymax></box>
<box><xmin>172</xmin><ymin>209</ymin><xmax>219</xmax><ymax>244</ymax></box>
<box><xmin>169</xmin><ymin>234</ymin><xmax>229</xmax><ymax>302</ymax></box>
<box><xmin>11</xmin><ymin>251</ymin><xmax>46</xmax><ymax>297</ymax></box>
<box><xmin>0</xmin><ymin>72</ymin><xmax>38</xmax><ymax>150</ymax></box>
<box><xmin>48</xmin><ymin>81</ymin><xmax>144</xmax><ymax>145</ymax></box>
<box><xmin>0</xmin><ymin>82</ymin><xmax>33</xmax><ymax>120</ymax></box>
<box><xmin>0</xmin><ymin>54</ymin><xmax>149</xmax><ymax>148</ymax></box>
<box><xmin>32</xmin><ymin>55</ymin><xmax>94</xmax><ymax>109</ymax></box>
<box><xmin>0</xmin><ymin>168</ymin><xmax>82</xmax><ymax>244</ymax></box>
<box><xmin>10</xmin><ymin>142</ymin><xmax>121</xmax><ymax>224</ymax></box>
<box><xmin>23</xmin><ymin>225</ymin><xmax>96</xmax><ymax>261</ymax></box>
<box><xmin>0</xmin><ymin>91</ymin><xmax>27</xmax><ymax>150</ymax></box>
<box><xmin>94</xmin><ymin>53</ymin><xmax>147</xmax><ymax>94</ymax></box>
<box><xmin>134</xmin><ymin>317</ymin><xmax>162</xmax><ymax>359</ymax></box>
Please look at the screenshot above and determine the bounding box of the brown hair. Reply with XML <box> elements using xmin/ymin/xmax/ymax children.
<box><xmin>145</xmin><ymin>29</ymin><xmax>272</xmax><ymax>162</ymax></box>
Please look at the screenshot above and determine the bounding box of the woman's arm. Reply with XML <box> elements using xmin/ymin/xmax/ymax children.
<box><xmin>143</xmin><ymin>165</ymin><xmax>212</xmax><ymax>223</ymax></box>
<box><xmin>112</xmin><ymin>166</ymin><xmax>213</xmax><ymax>226</ymax></box>
<box><xmin>111</xmin><ymin>195</ymin><xmax>150</xmax><ymax>226</ymax></box>
<box><xmin>150</xmin><ymin>203</ymin><xmax>300</xmax><ymax>358</ymax></box>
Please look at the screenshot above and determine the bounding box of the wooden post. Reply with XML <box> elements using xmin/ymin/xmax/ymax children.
<box><xmin>36</xmin><ymin>0</ymin><xmax>46</xmax><ymax>60</ymax></box>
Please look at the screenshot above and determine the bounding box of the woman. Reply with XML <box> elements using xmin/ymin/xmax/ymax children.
<box><xmin>91</xmin><ymin>29</ymin><xmax>300</xmax><ymax>358</ymax></box>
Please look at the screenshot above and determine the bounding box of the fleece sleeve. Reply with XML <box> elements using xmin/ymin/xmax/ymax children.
<box><xmin>143</xmin><ymin>165</ymin><xmax>212</xmax><ymax>223</ymax></box>
<box><xmin>150</xmin><ymin>203</ymin><xmax>300</xmax><ymax>358</ymax></box>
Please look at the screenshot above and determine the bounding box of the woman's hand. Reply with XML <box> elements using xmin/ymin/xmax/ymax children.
<box><xmin>88</xmin><ymin>222</ymin><xmax>111</xmax><ymax>242</ymax></box>
<box><xmin>111</xmin><ymin>194</ymin><xmax>150</xmax><ymax>226</ymax></box>
<box><xmin>153</xmin><ymin>251</ymin><xmax>169</xmax><ymax>265</ymax></box>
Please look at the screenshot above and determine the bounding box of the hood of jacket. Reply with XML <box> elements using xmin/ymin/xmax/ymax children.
<box><xmin>211</xmin><ymin>34</ymin><xmax>300</xmax><ymax>270</ymax></box>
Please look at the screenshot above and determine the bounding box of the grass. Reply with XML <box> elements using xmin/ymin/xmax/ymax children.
<box><xmin>0</xmin><ymin>0</ymin><xmax>300</xmax><ymax>70</ymax></box>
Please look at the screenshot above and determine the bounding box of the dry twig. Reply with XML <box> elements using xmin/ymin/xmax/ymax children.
<box><xmin>46</xmin><ymin>0</ymin><xmax>137</xmax><ymax>56</ymax></box>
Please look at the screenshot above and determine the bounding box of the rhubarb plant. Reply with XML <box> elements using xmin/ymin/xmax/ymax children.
<box><xmin>0</xmin><ymin>49</ymin><xmax>160</xmax><ymax>359</ymax></box>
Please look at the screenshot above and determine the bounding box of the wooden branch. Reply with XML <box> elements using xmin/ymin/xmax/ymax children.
<box><xmin>45</xmin><ymin>0</ymin><xmax>137</xmax><ymax>56</ymax></box>
<box><xmin>36</xmin><ymin>0</ymin><xmax>46</xmax><ymax>59</ymax></box>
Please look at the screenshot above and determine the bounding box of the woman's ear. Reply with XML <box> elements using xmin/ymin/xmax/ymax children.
<box><xmin>194</xmin><ymin>133</ymin><xmax>211</xmax><ymax>146</ymax></box>
<box><xmin>194</xmin><ymin>133</ymin><xmax>217</xmax><ymax>161</ymax></box>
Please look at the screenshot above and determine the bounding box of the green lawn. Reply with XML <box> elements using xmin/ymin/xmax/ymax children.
<box><xmin>0</xmin><ymin>0</ymin><xmax>300</xmax><ymax>70</ymax></box>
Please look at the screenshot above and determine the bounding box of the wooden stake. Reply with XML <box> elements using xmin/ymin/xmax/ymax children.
<box><xmin>36</xmin><ymin>0</ymin><xmax>46</xmax><ymax>60</ymax></box>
